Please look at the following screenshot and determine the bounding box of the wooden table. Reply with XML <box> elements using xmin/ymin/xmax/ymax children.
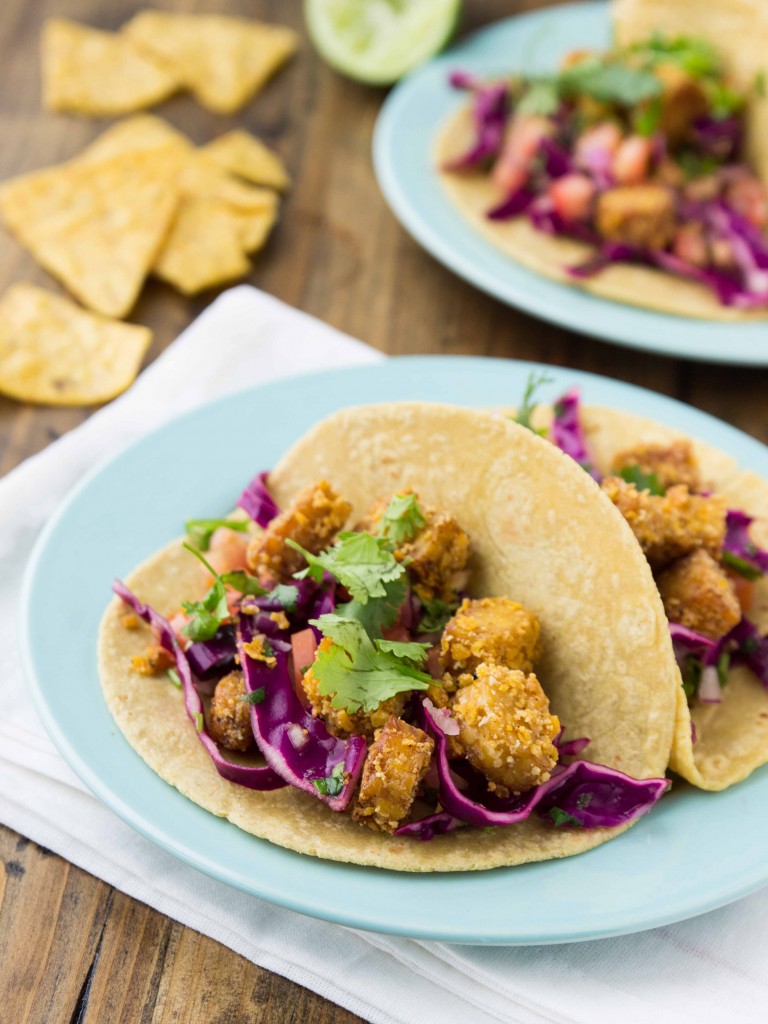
<box><xmin>1</xmin><ymin>0</ymin><xmax>766</xmax><ymax>1020</ymax></box>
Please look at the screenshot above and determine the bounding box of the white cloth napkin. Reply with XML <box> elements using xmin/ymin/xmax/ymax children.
<box><xmin>2</xmin><ymin>286</ymin><xmax>767</xmax><ymax>1024</ymax></box>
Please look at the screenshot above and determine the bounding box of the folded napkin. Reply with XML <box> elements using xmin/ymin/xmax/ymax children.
<box><xmin>2</xmin><ymin>286</ymin><xmax>766</xmax><ymax>1024</ymax></box>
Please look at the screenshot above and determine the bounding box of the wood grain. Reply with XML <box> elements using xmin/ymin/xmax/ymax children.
<box><xmin>1</xmin><ymin>0</ymin><xmax>767</xmax><ymax>1021</ymax></box>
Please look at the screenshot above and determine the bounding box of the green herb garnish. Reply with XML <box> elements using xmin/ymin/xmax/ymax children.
<box><xmin>633</xmin><ymin>97</ymin><xmax>662</xmax><ymax>137</ymax></box>
<box><xmin>722</xmin><ymin>550</ymin><xmax>763</xmax><ymax>581</ymax></box>
<box><xmin>418</xmin><ymin>596</ymin><xmax>460</xmax><ymax>633</ymax></box>
<box><xmin>194</xmin><ymin>712</ymin><xmax>204</xmax><ymax>733</ymax></box>
<box><xmin>548</xmin><ymin>807</ymin><xmax>583</xmax><ymax>828</ymax></box>
<box><xmin>378</xmin><ymin>492</ymin><xmax>426</xmax><ymax>545</ymax></box>
<box><xmin>682</xmin><ymin>655</ymin><xmax>703</xmax><ymax>699</ymax></box>
<box><xmin>618</xmin><ymin>464</ymin><xmax>665</xmax><ymax>495</ymax></box>
<box><xmin>239</xmin><ymin>687</ymin><xmax>266</xmax><ymax>705</ymax></box>
<box><xmin>219</xmin><ymin>569</ymin><xmax>268</xmax><ymax>596</ymax></box>
<box><xmin>627</xmin><ymin>35</ymin><xmax>720</xmax><ymax>80</ymax></box>
<box><xmin>517</xmin><ymin>78</ymin><xmax>560</xmax><ymax>117</ymax></box>
<box><xmin>167</xmin><ymin>667</ymin><xmax>182</xmax><ymax>689</ymax></box>
<box><xmin>181</xmin><ymin>544</ymin><xmax>230</xmax><ymax>642</ymax></box>
<box><xmin>559</xmin><ymin>58</ymin><xmax>663</xmax><ymax>106</ymax></box>
<box><xmin>716</xmin><ymin>651</ymin><xmax>731</xmax><ymax>687</ymax></box>
<box><xmin>311</xmin><ymin>762</ymin><xmax>346</xmax><ymax>797</ymax></box>
<box><xmin>309</xmin><ymin>614</ymin><xmax>431</xmax><ymax>713</ymax></box>
<box><xmin>335</xmin><ymin>576</ymin><xmax>408</xmax><ymax>637</ymax></box>
<box><xmin>185</xmin><ymin>517</ymin><xmax>248</xmax><ymax>552</ymax></box>
<box><xmin>513</xmin><ymin>370</ymin><xmax>553</xmax><ymax>433</ymax></box>
<box><xmin>262</xmin><ymin>583</ymin><xmax>302</xmax><ymax>612</ymax></box>
<box><xmin>289</xmin><ymin>531</ymin><xmax>405</xmax><ymax>605</ymax></box>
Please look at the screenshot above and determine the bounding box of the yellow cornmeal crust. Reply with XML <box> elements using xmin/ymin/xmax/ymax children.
<box><xmin>99</xmin><ymin>402</ymin><xmax>678</xmax><ymax>871</ymax></box>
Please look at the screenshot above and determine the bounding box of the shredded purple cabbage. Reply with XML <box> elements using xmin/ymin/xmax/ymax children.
<box><xmin>487</xmin><ymin>187</ymin><xmax>535</xmax><ymax>221</ymax></box>
<box><xmin>693</xmin><ymin>116</ymin><xmax>742</xmax><ymax>162</ymax></box>
<box><xmin>236</xmin><ymin>612</ymin><xmax>366</xmax><ymax>811</ymax></box>
<box><xmin>721</xmin><ymin>618</ymin><xmax>768</xmax><ymax>689</ymax></box>
<box><xmin>567</xmin><ymin>243</ymin><xmax>643</xmax><ymax>279</ymax></box>
<box><xmin>186</xmin><ymin>624</ymin><xmax>236</xmax><ymax>679</ymax></box>
<box><xmin>539</xmin><ymin>136</ymin><xmax>571</xmax><ymax>179</ymax></box>
<box><xmin>113</xmin><ymin>581</ymin><xmax>286</xmax><ymax>791</ymax></box>
<box><xmin>395</xmin><ymin>811</ymin><xmax>466</xmax><ymax>841</ymax></box>
<box><xmin>418</xmin><ymin>700</ymin><xmax>669</xmax><ymax>833</ymax></box>
<box><xmin>551</xmin><ymin>388</ymin><xmax>601</xmax><ymax>482</ymax></box>
<box><xmin>554</xmin><ymin>729</ymin><xmax>591</xmax><ymax>758</ymax></box>
<box><xmin>528</xmin><ymin>200</ymin><xmax>601</xmax><ymax>244</ymax></box>
<box><xmin>444</xmin><ymin>74</ymin><xmax>508</xmax><ymax>171</ymax></box>
<box><xmin>236</xmin><ymin>471</ymin><xmax>279</xmax><ymax>528</ymax></box>
<box><xmin>724</xmin><ymin>508</ymin><xmax>768</xmax><ymax>576</ymax></box>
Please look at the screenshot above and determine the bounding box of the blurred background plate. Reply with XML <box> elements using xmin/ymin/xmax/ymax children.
<box><xmin>373</xmin><ymin>2</ymin><xmax>768</xmax><ymax>365</ymax></box>
<box><xmin>20</xmin><ymin>356</ymin><xmax>768</xmax><ymax>944</ymax></box>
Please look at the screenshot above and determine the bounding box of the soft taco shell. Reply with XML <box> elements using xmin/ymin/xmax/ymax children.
<box><xmin>99</xmin><ymin>402</ymin><xmax>678</xmax><ymax>871</ymax></box>
<box><xmin>436</xmin><ymin>108</ymin><xmax>768</xmax><ymax>322</ymax></box>
<box><xmin>541</xmin><ymin>404</ymin><xmax>768</xmax><ymax>791</ymax></box>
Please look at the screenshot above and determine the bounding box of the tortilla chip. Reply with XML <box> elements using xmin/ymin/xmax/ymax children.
<box><xmin>125</xmin><ymin>11</ymin><xmax>298</xmax><ymax>115</ymax></box>
<box><xmin>100</xmin><ymin>404</ymin><xmax>678</xmax><ymax>870</ymax></box>
<box><xmin>178</xmin><ymin>154</ymin><xmax>278</xmax><ymax>210</ymax></box>
<box><xmin>153</xmin><ymin>198</ymin><xmax>251</xmax><ymax>294</ymax></box>
<box><xmin>230</xmin><ymin>203</ymin><xmax>279</xmax><ymax>253</ymax></box>
<box><xmin>0</xmin><ymin>283</ymin><xmax>150</xmax><ymax>406</ymax></box>
<box><xmin>42</xmin><ymin>18</ymin><xmax>179</xmax><ymax>116</ymax></box>
<box><xmin>0</xmin><ymin>146</ymin><xmax>181</xmax><ymax>318</ymax></box>
<box><xmin>202</xmin><ymin>130</ymin><xmax>290</xmax><ymax>191</ymax></box>
<box><xmin>436</xmin><ymin>108</ymin><xmax>768</xmax><ymax>322</ymax></box>
<box><xmin>80</xmin><ymin>114</ymin><xmax>192</xmax><ymax>165</ymax></box>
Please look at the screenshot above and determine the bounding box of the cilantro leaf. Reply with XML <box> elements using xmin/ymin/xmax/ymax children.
<box><xmin>559</xmin><ymin>59</ymin><xmax>663</xmax><ymax>105</ymax></box>
<box><xmin>289</xmin><ymin>531</ymin><xmax>405</xmax><ymax>605</ymax></box>
<box><xmin>548</xmin><ymin>806</ymin><xmax>583</xmax><ymax>828</ymax></box>
<box><xmin>618</xmin><ymin>464</ymin><xmax>665</xmax><ymax>495</ymax></box>
<box><xmin>517</xmin><ymin>78</ymin><xmax>560</xmax><ymax>117</ymax></box>
<box><xmin>722</xmin><ymin>550</ymin><xmax>763</xmax><ymax>581</ymax></box>
<box><xmin>194</xmin><ymin>712</ymin><xmax>204</xmax><ymax>733</ymax></box>
<box><xmin>716</xmin><ymin>651</ymin><xmax>731</xmax><ymax>687</ymax></box>
<box><xmin>309</xmin><ymin>614</ymin><xmax>431</xmax><ymax>713</ymax></box>
<box><xmin>335</xmin><ymin>575</ymin><xmax>407</xmax><ymax>636</ymax></box>
<box><xmin>185</xmin><ymin>517</ymin><xmax>248</xmax><ymax>552</ymax></box>
<box><xmin>375</xmin><ymin>638</ymin><xmax>431</xmax><ymax>662</ymax></box>
<box><xmin>378</xmin><ymin>493</ymin><xmax>426</xmax><ymax>545</ymax></box>
<box><xmin>264</xmin><ymin>583</ymin><xmax>302</xmax><ymax>612</ymax></box>
<box><xmin>633</xmin><ymin>97</ymin><xmax>662</xmax><ymax>137</ymax></box>
<box><xmin>239</xmin><ymin>687</ymin><xmax>266</xmax><ymax>705</ymax></box>
<box><xmin>219</xmin><ymin>570</ymin><xmax>268</xmax><ymax>596</ymax></box>
<box><xmin>628</xmin><ymin>35</ymin><xmax>720</xmax><ymax>80</ymax></box>
<box><xmin>167</xmin><ymin>668</ymin><xmax>181</xmax><ymax>689</ymax></box>
<box><xmin>181</xmin><ymin>543</ymin><xmax>230</xmax><ymax>642</ymax></box>
<box><xmin>513</xmin><ymin>370</ymin><xmax>553</xmax><ymax>433</ymax></box>
<box><xmin>311</xmin><ymin>762</ymin><xmax>345</xmax><ymax>797</ymax></box>
<box><xmin>418</xmin><ymin>596</ymin><xmax>460</xmax><ymax>633</ymax></box>
<box><xmin>682</xmin><ymin>655</ymin><xmax>703</xmax><ymax>698</ymax></box>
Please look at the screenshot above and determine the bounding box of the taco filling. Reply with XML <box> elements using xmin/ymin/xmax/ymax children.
<box><xmin>113</xmin><ymin>476</ymin><xmax>668</xmax><ymax>840</ymax></box>
<box><xmin>440</xmin><ymin>34</ymin><xmax>768</xmax><ymax>312</ymax></box>
<box><xmin>517</xmin><ymin>379</ymin><xmax>768</xmax><ymax>790</ymax></box>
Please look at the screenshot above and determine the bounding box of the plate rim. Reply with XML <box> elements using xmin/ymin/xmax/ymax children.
<box><xmin>19</xmin><ymin>354</ymin><xmax>768</xmax><ymax>944</ymax></box>
<box><xmin>372</xmin><ymin>1</ymin><xmax>768</xmax><ymax>366</ymax></box>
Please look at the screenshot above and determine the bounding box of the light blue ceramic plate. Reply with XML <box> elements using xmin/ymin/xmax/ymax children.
<box><xmin>21</xmin><ymin>357</ymin><xmax>768</xmax><ymax>945</ymax></box>
<box><xmin>373</xmin><ymin>2</ymin><xmax>768</xmax><ymax>365</ymax></box>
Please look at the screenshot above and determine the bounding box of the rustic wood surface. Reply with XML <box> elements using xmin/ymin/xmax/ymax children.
<box><xmin>1</xmin><ymin>0</ymin><xmax>766</xmax><ymax>1021</ymax></box>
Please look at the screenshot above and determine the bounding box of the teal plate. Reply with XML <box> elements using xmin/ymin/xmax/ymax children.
<box><xmin>373</xmin><ymin>2</ymin><xmax>768</xmax><ymax>365</ymax></box>
<box><xmin>21</xmin><ymin>357</ymin><xmax>768</xmax><ymax>944</ymax></box>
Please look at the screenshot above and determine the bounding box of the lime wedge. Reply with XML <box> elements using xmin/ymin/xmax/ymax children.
<box><xmin>305</xmin><ymin>0</ymin><xmax>462</xmax><ymax>85</ymax></box>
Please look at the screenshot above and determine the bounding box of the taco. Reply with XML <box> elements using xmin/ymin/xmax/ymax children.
<box><xmin>99</xmin><ymin>403</ymin><xmax>677</xmax><ymax>871</ymax></box>
<box><xmin>436</xmin><ymin>15</ymin><xmax>768</xmax><ymax>319</ymax></box>
<box><xmin>523</xmin><ymin>385</ymin><xmax>768</xmax><ymax>791</ymax></box>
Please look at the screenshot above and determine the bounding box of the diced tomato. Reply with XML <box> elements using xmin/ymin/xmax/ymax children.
<box><xmin>291</xmin><ymin>628</ymin><xmax>319</xmax><ymax>689</ymax></box>
<box><xmin>575</xmin><ymin>121</ymin><xmax>622</xmax><ymax>164</ymax></box>
<box><xmin>728</xmin><ymin>571</ymin><xmax>755</xmax><ymax>615</ymax></box>
<box><xmin>491</xmin><ymin>115</ymin><xmax>551</xmax><ymax>194</ymax></box>
<box><xmin>673</xmin><ymin>223</ymin><xmax>708</xmax><ymax>267</ymax></box>
<box><xmin>168</xmin><ymin>610</ymin><xmax>190</xmax><ymax>648</ymax></box>
<box><xmin>726</xmin><ymin>175</ymin><xmax>767</xmax><ymax>228</ymax></box>
<box><xmin>206</xmin><ymin>527</ymin><xmax>249</xmax><ymax>575</ymax></box>
<box><xmin>612</xmin><ymin>135</ymin><xmax>653</xmax><ymax>185</ymax></box>
<box><xmin>547</xmin><ymin>173</ymin><xmax>596</xmax><ymax>221</ymax></box>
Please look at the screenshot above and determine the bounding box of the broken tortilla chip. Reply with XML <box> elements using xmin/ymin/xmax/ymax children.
<box><xmin>202</xmin><ymin>130</ymin><xmax>290</xmax><ymax>191</ymax></box>
<box><xmin>230</xmin><ymin>203</ymin><xmax>279</xmax><ymax>253</ymax></box>
<box><xmin>178</xmin><ymin>153</ymin><xmax>279</xmax><ymax>210</ymax></box>
<box><xmin>0</xmin><ymin>146</ymin><xmax>181</xmax><ymax>318</ymax></box>
<box><xmin>42</xmin><ymin>18</ymin><xmax>179</xmax><ymax>116</ymax></box>
<box><xmin>0</xmin><ymin>283</ymin><xmax>151</xmax><ymax>406</ymax></box>
<box><xmin>153</xmin><ymin>198</ymin><xmax>251</xmax><ymax>294</ymax></box>
<box><xmin>125</xmin><ymin>10</ymin><xmax>298</xmax><ymax>114</ymax></box>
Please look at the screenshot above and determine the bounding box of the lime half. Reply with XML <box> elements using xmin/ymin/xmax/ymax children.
<box><xmin>305</xmin><ymin>0</ymin><xmax>462</xmax><ymax>85</ymax></box>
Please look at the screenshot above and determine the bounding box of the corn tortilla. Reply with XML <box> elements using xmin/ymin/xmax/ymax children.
<box><xmin>436</xmin><ymin>111</ymin><xmax>768</xmax><ymax>322</ymax></box>
<box><xmin>543</xmin><ymin>404</ymin><xmax>768</xmax><ymax>791</ymax></box>
<box><xmin>99</xmin><ymin>403</ymin><xmax>678</xmax><ymax>871</ymax></box>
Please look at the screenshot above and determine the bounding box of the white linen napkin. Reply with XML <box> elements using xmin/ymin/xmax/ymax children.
<box><xmin>1</xmin><ymin>285</ymin><xmax>766</xmax><ymax>1024</ymax></box>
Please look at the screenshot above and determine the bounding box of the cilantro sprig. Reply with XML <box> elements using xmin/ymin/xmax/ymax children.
<box><xmin>378</xmin><ymin>493</ymin><xmax>426</xmax><ymax>545</ymax></box>
<box><xmin>239</xmin><ymin>687</ymin><xmax>266</xmax><ymax>706</ymax></box>
<box><xmin>548</xmin><ymin>807</ymin><xmax>583</xmax><ymax>828</ymax></box>
<box><xmin>517</xmin><ymin>57</ymin><xmax>662</xmax><ymax>118</ymax></box>
<box><xmin>181</xmin><ymin>544</ymin><xmax>266</xmax><ymax>641</ymax></box>
<box><xmin>722</xmin><ymin>550</ymin><xmax>763</xmax><ymax>581</ymax></box>
<box><xmin>289</xmin><ymin>531</ymin><xmax>404</xmax><ymax>605</ymax></box>
<box><xmin>418</xmin><ymin>596</ymin><xmax>460</xmax><ymax>633</ymax></box>
<box><xmin>185</xmin><ymin>517</ymin><xmax>248</xmax><ymax>552</ymax></box>
<box><xmin>309</xmin><ymin>614</ymin><xmax>431</xmax><ymax>713</ymax></box>
<box><xmin>513</xmin><ymin>370</ymin><xmax>553</xmax><ymax>433</ymax></box>
<box><xmin>311</xmin><ymin>762</ymin><xmax>346</xmax><ymax>797</ymax></box>
<box><xmin>618</xmin><ymin>464</ymin><xmax>665</xmax><ymax>495</ymax></box>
